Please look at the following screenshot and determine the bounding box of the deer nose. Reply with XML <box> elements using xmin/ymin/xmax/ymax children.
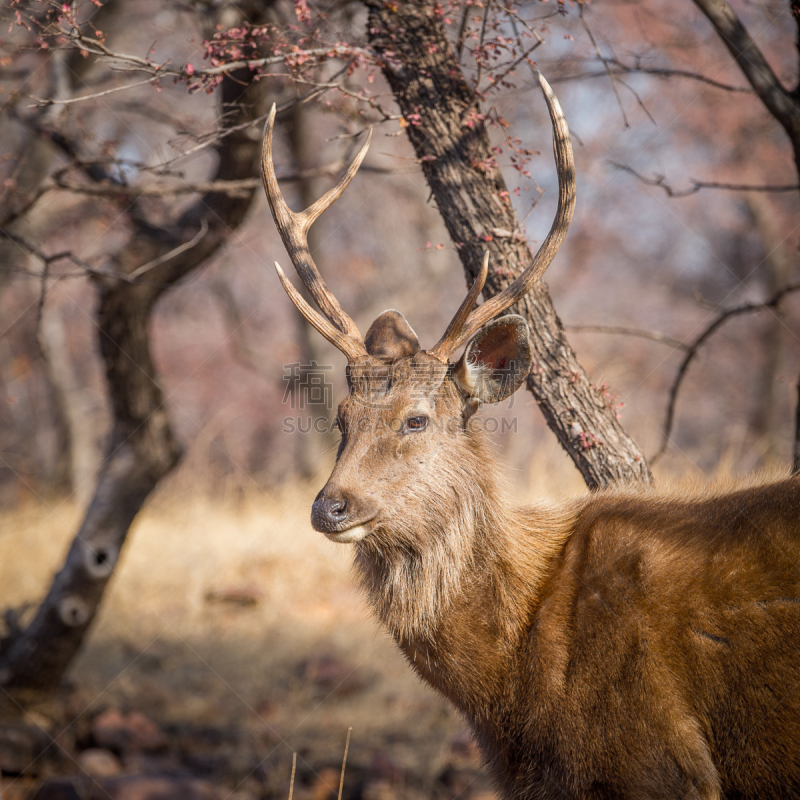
<box><xmin>312</xmin><ymin>495</ymin><xmax>348</xmax><ymax>532</ymax></box>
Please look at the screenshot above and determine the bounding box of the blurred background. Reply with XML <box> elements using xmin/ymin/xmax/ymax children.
<box><xmin>0</xmin><ymin>0</ymin><xmax>798</xmax><ymax>797</ymax></box>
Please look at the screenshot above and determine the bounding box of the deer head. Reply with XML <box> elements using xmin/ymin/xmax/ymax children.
<box><xmin>262</xmin><ymin>74</ymin><xmax>574</xmax><ymax>631</ymax></box>
<box><xmin>260</xmin><ymin>83</ymin><xmax>800</xmax><ymax>800</ymax></box>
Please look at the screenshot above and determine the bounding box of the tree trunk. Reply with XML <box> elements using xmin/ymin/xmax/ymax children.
<box><xmin>0</xmin><ymin>289</ymin><xmax>181</xmax><ymax>690</ymax></box>
<box><xmin>365</xmin><ymin>0</ymin><xmax>651</xmax><ymax>489</ymax></box>
<box><xmin>39</xmin><ymin>301</ymin><xmax>103</xmax><ymax>508</ymax></box>
<box><xmin>0</xmin><ymin>57</ymin><xmax>265</xmax><ymax>691</ymax></box>
<box><xmin>691</xmin><ymin>0</ymin><xmax>800</xmax><ymax>179</ymax></box>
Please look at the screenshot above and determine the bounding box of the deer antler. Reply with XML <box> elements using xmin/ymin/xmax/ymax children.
<box><xmin>428</xmin><ymin>72</ymin><xmax>576</xmax><ymax>363</ymax></box>
<box><xmin>261</xmin><ymin>104</ymin><xmax>370</xmax><ymax>362</ymax></box>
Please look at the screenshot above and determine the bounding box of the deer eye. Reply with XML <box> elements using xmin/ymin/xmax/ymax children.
<box><xmin>404</xmin><ymin>415</ymin><xmax>428</xmax><ymax>433</ymax></box>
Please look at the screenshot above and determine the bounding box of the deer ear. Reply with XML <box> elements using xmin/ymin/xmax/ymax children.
<box><xmin>365</xmin><ymin>310</ymin><xmax>420</xmax><ymax>360</ymax></box>
<box><xmin>454</xmin><ymin>315</ymin><xmax>532</xmax><ymax>404</ymax></box>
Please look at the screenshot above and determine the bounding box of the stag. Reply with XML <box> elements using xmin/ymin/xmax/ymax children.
<box><xmin>262</xmin><ymin>74</ymin><xmax>800</xmax><ymax>800</ymax></box>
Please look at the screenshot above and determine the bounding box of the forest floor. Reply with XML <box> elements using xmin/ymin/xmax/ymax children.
<box><xmin>0</xmin><ymin>447</ymin><xmax>763</xmax><ymax>800</ymax></box>
<box><xmin>1</xmin><ymin>469</ymin><xmax>568</xmax><ymax>800</ymax></box>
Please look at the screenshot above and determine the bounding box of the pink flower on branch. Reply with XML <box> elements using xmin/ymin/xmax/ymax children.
<box><xmin>294</xmin><ymin>0</ymin><xmax>312</xmax><ymax>25</ymax></box>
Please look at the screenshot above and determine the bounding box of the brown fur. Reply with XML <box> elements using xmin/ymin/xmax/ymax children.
<box><xmin>259</xmin><ymin>72</ymin><xmax>789</xmax><ymax>797</ymax></box>
<box><xmin>314</xmin><ymin>349</ymin><xmax>800</xmax><ymax>800</ymax></box>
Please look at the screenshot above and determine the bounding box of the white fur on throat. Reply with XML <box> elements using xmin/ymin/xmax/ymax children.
<box><xmin>326</xmin><ymin>524</ymin><xmax>371</xmax><ymax>543</ymax></box>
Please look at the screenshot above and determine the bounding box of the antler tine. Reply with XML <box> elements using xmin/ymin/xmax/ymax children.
<box><xmin>429</xmin><ymin>72</ymin><xmax>576</xmax><ymax>362</ymax></box>
<box><xmin>261</xmin><ymin>104</ymin><xmax>368</xmax><ymax>359</ymax></box>
<box><xmin>273</xmin><ymin>262</ymin><xmax>366</xmax><ymax>362</ymax></box>
<box><xmin>428</xmin><ymin>253</ymin><xmax>489</xmax><ymax>361</ymax></box>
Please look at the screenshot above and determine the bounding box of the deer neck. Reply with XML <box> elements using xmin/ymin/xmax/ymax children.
<box><xmin>352</xmin><ymin>483</ymin><xmax>574</xmax><ymax>717</ymax></box>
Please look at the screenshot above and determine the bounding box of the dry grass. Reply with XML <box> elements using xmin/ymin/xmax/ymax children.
<box><xmin>0</xmin><ymin>480</ymin><xmax>484</xmax><ymax>797</ymax></box>
<box><xmin>0</xmin><ymin>448</ymin><xmax>782</xmax><ymax>798</ymax></box>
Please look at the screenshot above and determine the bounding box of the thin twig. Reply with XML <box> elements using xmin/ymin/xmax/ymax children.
<box><xmin>128</xmin><ymin>219</ymin><xmax>209</xmax><ymax>280</ymax></box>
<box><xmin>483</xmin><ymin>38</ymin><xmax>544</xmax><ymax>93</ymax></box>
<box><xmin>0</xmin><ymin>229</ymin><xmax>94</xmax><ymax>273</ymax></box>
<box><xmin>652</xmin><ymin>282</ymin><xmax>800</xmax><ymax>464</ymax></box>
<box><xmin>504</xmin><ymin>6</ymin><xmax>562</xmax><ymax>35</ymax></box>
<box><xmin>579</xmin><ymin>5</ymin><xmax>629</xmax><ymax>129</ymax></box>
<box><xmin>566</xmin><ymin>324</ymin><xmax>689</xmax><ymax>351</ymax></box>
<box><xmin>519</xmin><ymin>186</ymin><xmax>545</xmax><ymax>226</ymax></box>
<box><xmin>321</xmin><ymin>80</ymin><xmax>400</xmax><ymax>123</ymax></box>
<box><xmin>608</xmin><ymin>74</ymin><xmax>656</xmax><ymax>125</ymax></box>
<box><xmin>35</xmin><ymin>253</ymin><xmax>51</xmax><ymax>344</ymax></box>
<box><xmin>493</xmin><ymin>3</ymin><xmax>545</xmax><ymax>88</ymax></box>
<box><xmin>30</xmin><ymin>75</ymin><xmax>160</xmax><ymax>107</ymax></box>
<box><xmin>456</xmin><ymin>5</ymin><xmax>471</xmax><ymax>64</ymax></box>
<box><xmin>154</xmin><ymin>82</ymin><xmax>333</xmax><ymax>170</ymax></box>
<box><xmin>611</xmin><ymin>162</ymin><xmax>800</xmax><ymax>196</ymax></box>
<box><xmin>338</xmin><ymin>728</ymin><xmax>352</xmax><ymax>800</ymax></box>
<box><xmin>54</xmin><ymin>175</ymin><xmax>260</xmax><ymax>198</ymax></box>
<box><xmin>1</xmin><ymin>180</ymin><xmax>55</xmax><ymax>229</ymax></box>
<box><xmin>552</xmin><ymin>59</ymin><xmax>752</xmax><ymax>93</ymax></box>
<box><xmin>50</xmin><ymin>160</ymin><xmax>393</xmax><ymax>199</ymax></box>
<box><xmin>10</xmin><ymin>106</ymin><xmax>120</xmax><ymax>186</ymax></box>
<box><xmin>288</xmin><ymin>753</ymin><xmax>296</xmax><ymax>800</ymax></box>
<box><xmin>474</xmin><ymin>0</ymin><xmax>493</xmax><ymax>93</ymax></box>
<box><xmin>0</xmin><ymin>230</ymin><xmax>177</xmax><ymax>288</ymax></box>
<box><xmin>39</xmin><ymin>25</ymin><xmax>373</xmax><ymax>84</ymax></box>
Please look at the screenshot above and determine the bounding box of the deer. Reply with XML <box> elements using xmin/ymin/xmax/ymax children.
<box><xmin>261</xmin><ymin>74</ymin><xmax>800</xmax><ymax>800</ymax></box>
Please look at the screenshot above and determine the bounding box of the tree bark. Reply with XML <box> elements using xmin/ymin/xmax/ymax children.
<box><xmin>692</xmin><ymin>0</ymin><xmax>800</xmax><ymax>178</ymax></box>
<box><xmin>365</xmin><ymin>0</ymin><xmax>651</xmax><ymax>489</ymax></box>
<box><xmin>0</xmin><ymin>60</ymin><xmax>265</xmax><ymax>691</ymax></box>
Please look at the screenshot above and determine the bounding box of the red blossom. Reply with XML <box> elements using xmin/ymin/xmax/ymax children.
<box><xmin>294</xmin><ymin>0</ymin><xmax>312</xmax><ymax>25</ymax></box>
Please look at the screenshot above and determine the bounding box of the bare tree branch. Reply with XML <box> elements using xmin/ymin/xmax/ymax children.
<box><xmin>692</xmin><ymin>0</ymin><xmax>800</xmax><ymax>172</ymax></box>
<box><xmin>0</xmin><ymin>31</ymin><xmax>270</xmax><ymax>689</ymax></box>
<box><xmin>483</xmin><ymin>38</ymin><xmax>544</xmax><ymax>94</ymax></box>
<box><xmin>29</xmin><ymin>22</ymin><xmax>374</xmax><ymax>93</ymax></box>
<box><xmin>149</xmin><ymin>82</ymin><xmax>338</xmax><ymax>171</ymax></box>
<box><xmin>553</xmin><ymin>58</ymin><xmax>752</xmax><ymax>93</ymax></box>
<box><xmin>610</xmin><ymin>162</ymin><xmax>800</xmax><ymax>196</ymax></box>
<box><xmin>12</xmin><ymin>108</ymin><xmax>120</xmax><ymax>186</ymax></box>
<box><xmin>652</xmin><ymin>282</ymin><xmax>800</xmax><ymax>464</ymax></box>
<box><xmin>46</xmin><ymin>160</ymin><xmax>394</xmax><ymax>199</ymax></box>
<box><xmin>474</xmin><ymin>0</ymin><xmax>494</xmax><ymax>94</ymax></box>
<box><xmin>25</xmin><ymin>12</ymin><xmax>552</xmax><ymax>121</ymax></box>
<box><xmin>30</xmin><ymin>75</ymin><xmax>162</xmax><ymax>107</ymax></box>
<box><xmin>367</xmin><ymin>0</ymin><xmax>652</xmax><ymax>489</ymax></box>
<box><xmin>53</xmin><ymin>175</ymin><xmax>263</xmax><ymax>199</ymax></box>
<box><xmin>0</xmin><ymin>228</ymin><xmax>202</xmax><ymax>289</ymax></box>
<box><xmin>0</xmin><ymin>229</ymin><xmax>96</xmax><ymax>275</ymax></box>
<box><xmin>566</xmin><ymin>324</ymin><xmax>689</xmax><ymax>351</ymax></box>
<box><xmin>579</xmin><ymin>6</ymin><xmax>630</xmax><ymax>129</ymax></box>
<box><xmin>456</xmin><ymin>4</ymin><xmax>471</xmax><ymax>64</ymax></box>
